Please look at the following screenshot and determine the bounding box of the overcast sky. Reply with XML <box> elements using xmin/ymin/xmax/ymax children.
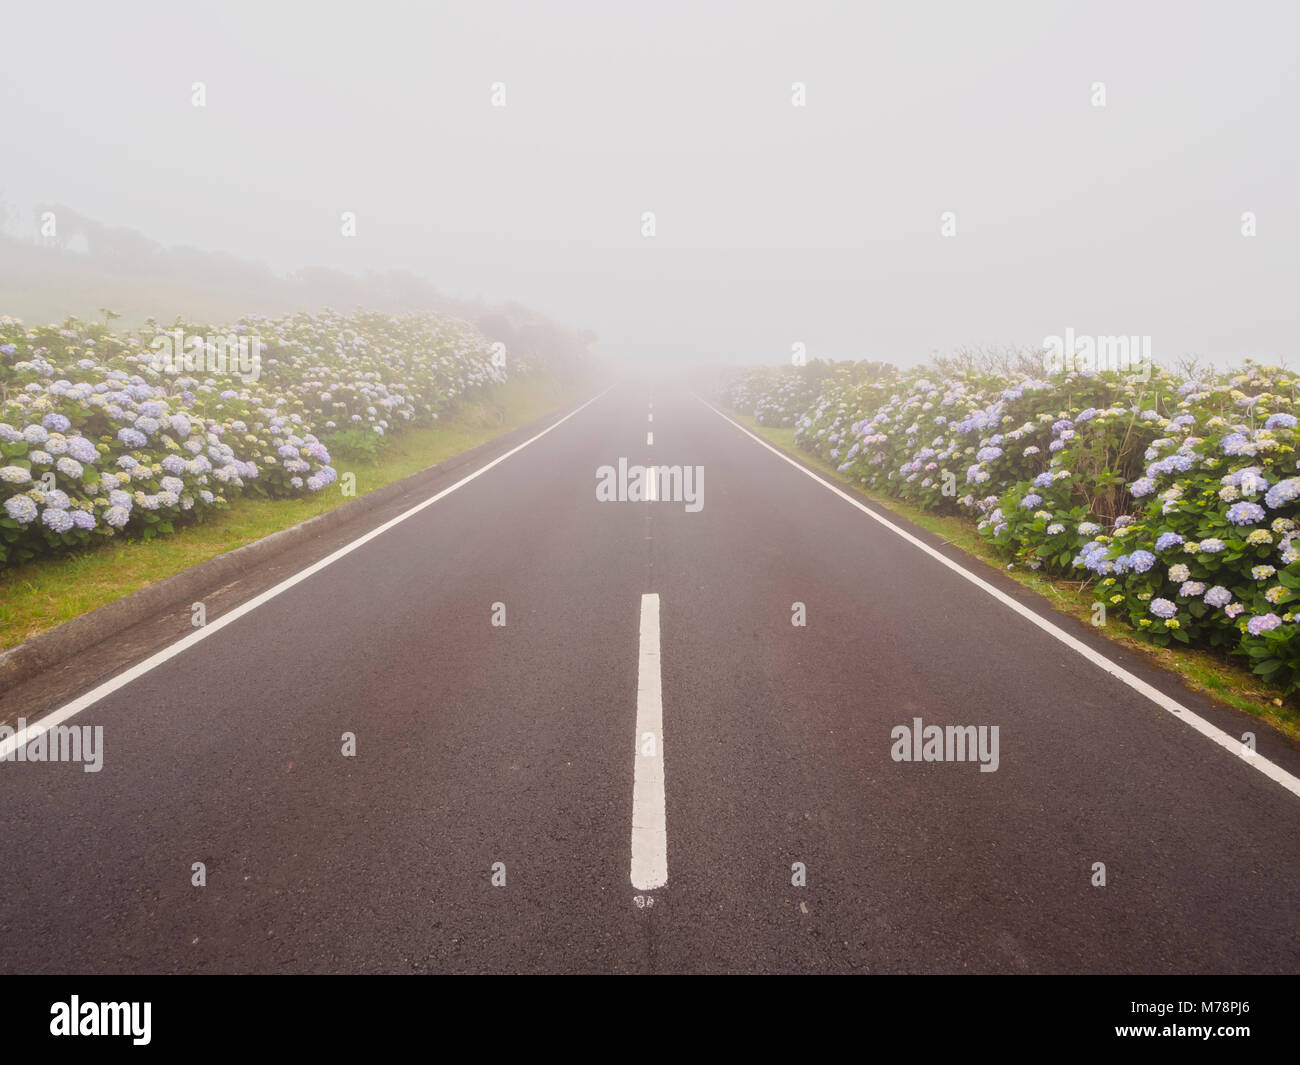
<box><xmin>1</xmin><ymin>0</ymin><xmax>1296</xmax><ymax>367</ymax></box>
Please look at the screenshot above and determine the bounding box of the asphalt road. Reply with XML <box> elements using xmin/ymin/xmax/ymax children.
<box><xmin>2</xmin><ymin>378</ymin><xmax>1299</xmax><ymax>973</ymax></box>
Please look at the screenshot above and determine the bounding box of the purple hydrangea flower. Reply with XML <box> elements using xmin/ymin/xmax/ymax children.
<box><xmin>1247</xmin><ymin>613</ymin><xmax>1283</xmax><ymax>636</ymax></box>
<box><xmin>1265</xmin><ymin>478</ymin><xmax>1300</xmax><ymax>509</ymax></box>
<box><xmin>1221</xmin><ymin>433</ymin><xmax>1251</xmax><ymax>456</ymax></box>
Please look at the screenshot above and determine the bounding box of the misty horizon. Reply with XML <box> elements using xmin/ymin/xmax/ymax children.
<box><xmin>2</xmin><ymin>0</ymin><xmax>1296</xmax><ymax>369</ymax></box>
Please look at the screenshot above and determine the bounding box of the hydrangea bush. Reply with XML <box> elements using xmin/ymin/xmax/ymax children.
<box><xmin>0</xmin><ymin>309</ymin><xmax>503</xmax><ymax>567</ymax></box>
<box><xmin>725</xmin><ymin>360</ymin><xmax>1300</xmax><ymax>693</ymax></box>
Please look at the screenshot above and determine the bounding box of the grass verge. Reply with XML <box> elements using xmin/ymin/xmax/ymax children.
<box><xmin>734</xmin><ymin>413</ymin><xmax>1300</xmax><ymax>741</ymax></box>
<box><xmin>0</xmin><ymin>375</ymin><xmax>591</xmax><ymax>650</ymax></box>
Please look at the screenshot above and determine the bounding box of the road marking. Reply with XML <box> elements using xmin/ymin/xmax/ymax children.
<box><xmin>646</xmin><ymin>468</ymin><xmax>658</xmax><ymax>501</ymax></box>
<box><xmin>0</xmin><ymin>387</ymin><xmax>615</xmax><ymax>758</ymax></box>
<box><xmin>631</xmin><ymin>593</ymin><xmax>668</xmax><ymax>891</ymax></box>
<box><xmin>701</xmin><ymin>398</ymin><xmax>1300</xmax><ymax>801</ymax></box>
<box><xmin>647</xmin><ymin>431</ymin><xmax>654</xmax><ymax>445</ymax></box>
<box><xmin>648</xmin><ymin>413</ymin><xmax>654</xmax><ymax>423</ymax></box>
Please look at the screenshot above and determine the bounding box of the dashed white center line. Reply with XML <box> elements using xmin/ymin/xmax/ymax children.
<box><xmin>647</xmin><ymin>431</ymin><xmax>654</xmax><ymax>445</ymax></box>
<box><xmin>631</xmin><ymin>593</ymin><xmax>667</xmax><ymax>891</ymax></box>
<box><xmin>648</xmin><ymin>413</ymin><xmax>653</xmax><ymax>423</ymax></box>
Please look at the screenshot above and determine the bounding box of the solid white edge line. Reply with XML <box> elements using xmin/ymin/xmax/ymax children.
<box><xmin>0</xmin><ymin>387</ymin><xmax>615</xmax><ymax>758</ymax></box>
<box><xmin>698</xmin><ymin>396</ymin><xmax>1300</xmax><ymax>801</ymax></box>
<box><xmin>631</xmin><ymin>592</ymin><xmax>668</xmax><ymax>890</ymax></box>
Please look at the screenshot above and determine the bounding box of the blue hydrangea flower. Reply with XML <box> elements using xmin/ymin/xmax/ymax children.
<box><xmin>1204</xmin><ymin>586</ymin><xmax>1232</xmax><ymax>608</ymax></box>
<box><xmin>1149</xmin><ymin>598</ymin><xmax>1177</xmax><ymax>619</ymax></box>
<box><xmin>1226</xmin><ymin>501</ymin><xmax>1266</xmax><ymax>525</ymax></box>
<box><xmin>41</xmin><ymin>507</ymin><xmax>74</xmax><ymax>533</ymax></box>
<box><xmin>1222</xmin><ymin>466</ymin><xmax>1269</xmax><ymax>493</ymax></box>
<box><xmin>1129</xmin><ymin>550</ymin><xmax>1156</xmax><ymax>573</ymax></box>
<box><xmin>67</xmin><ymin>436</ymin><xmax>98</xmax><ymax>463</ymax></box>
<box><xmin>4</xmin><ymin>495</ymin><xmax>37</xmax><ymax>524</ymax></box>
<box><xmin>1154</xmin><ymin>532</ymin><xmax>1183</xmax><ymax>551</ymax></box>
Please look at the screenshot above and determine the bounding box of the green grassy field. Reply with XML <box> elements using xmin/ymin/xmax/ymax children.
<box><xmin>0</xmin><ymin>376</ymin><xmax>589</xmax><ymax>651</ymax></box>
<box><xmin>737</xmin><ymin>415</ymin><xmax>1300</xmax><ymax>741</ymax></box>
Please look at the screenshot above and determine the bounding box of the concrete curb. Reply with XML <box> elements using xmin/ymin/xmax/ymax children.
<box><xmin>0</xmin><ymin>395</ymin><xmax>586</xmax><ymax>696</ymax></box>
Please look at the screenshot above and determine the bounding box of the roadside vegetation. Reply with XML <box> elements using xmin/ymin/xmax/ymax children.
<box><xmin>723</xmin><ymin>357</ymin><xmax>1300</xmax><ymax>730</ymax></box>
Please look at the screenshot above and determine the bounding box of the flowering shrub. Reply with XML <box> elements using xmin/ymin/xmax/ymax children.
<box><xmin>726</xmin><ymin>360</ymin><xmax>1300</xmax><ymax>693</ymax></box>
<box><xmin>0</xmin><ymin>309</ymin><xmax>503</xmax><ymax>567</ymax></box>
<box><xmin>724</xmin><ymin>366</ymin><xmax>825</xmax><ymax>427</ymax></box>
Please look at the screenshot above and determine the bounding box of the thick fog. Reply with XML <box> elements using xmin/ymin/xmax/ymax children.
<box><xmin>1</xmin><ymin>0</ymin><xmax>1296</xmax><ymax>367</ymax></box>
